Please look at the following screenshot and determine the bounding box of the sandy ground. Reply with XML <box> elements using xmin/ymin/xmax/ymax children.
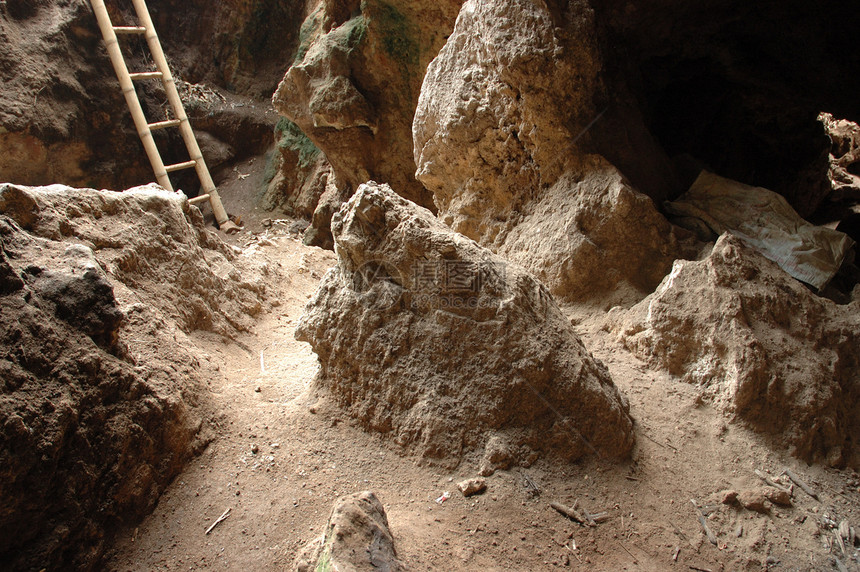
<box><xmin>105</xmin><ymin>156</ymin><xmax>860</xmax><ymax>572</ymax></box>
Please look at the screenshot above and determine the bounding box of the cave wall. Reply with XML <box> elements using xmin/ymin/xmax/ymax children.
<box><xmin>272</xmin><ymin>0</ymin><xmax>463</xmax><ymax>244</ymax></box>
<box><xmin>592</xmin><ymin>0</ymin><xmax>860</xmax><ymax>217</ymax></box>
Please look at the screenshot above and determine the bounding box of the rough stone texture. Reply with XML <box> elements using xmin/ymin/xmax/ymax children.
<box><xmin>413</xmin><ymin>0</ymin><xmax>684</xmax><ymax>304</ymax></box>
<box><xmin>764</xmin><ymin>488</ymin><xmax>792</xmax><ymax>507</ymax></box>
<box><xmin>457</xmin><ymin>478</ymin><xmax>487</xmax><ymax>497</ymax></box>
<box><xmin>0</xmin><ymin>184</ymin><xmax>267</xmax><ymax>570</ymax></box>
<box><xmin>0</xmin><ymin>183</ymin><xmax>266</xmax><ymax>335</ymax></box>
<box><xmin>273</xmin><ymin>0</ymin><xmax>462</xmax><ymax>244</ymax></box>
<box><xmin>613</xmin><ymin>234</ymin><xmax>860</xmax><ymax>466</ymax></box>
<box><xmin>260</xmin><ymin>118</ymin><xmax>331</xmax><ymax>222</ymax></box>
<box><xmin>296</xmin><ymin>182</ymin><xmax>634</xmax><ymax>464</ymax></box>
<box><xmin>737</xmin><ymin>489</ymin><xmax>770</xmax><ymax>514</ymax></box>
<box><xmin>821</xmin><ymin>113</ymin><xmax>860</xmax><ymax>203</ymax></box>
<box><xmin>498</xmin><ymin>158</ymin><xmax>685</xmax><ymax>305</ymax></box>
<box><xmin>294</xmin><ymin>491</ymin><xmax>404</xmax><ymax>572</ymax></box>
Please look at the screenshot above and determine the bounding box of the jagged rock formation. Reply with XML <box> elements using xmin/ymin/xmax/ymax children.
<box><xmin>0</xmin><ymin>183</ymin><xmax>268</xmax><ymax>570</ymax></box>
<box><xmin>272</xmin><ymin>0</ymin><xmax>462</xmax><ymax>244</ymax></box>
<box><xmin>294</xmin><ymin>491</ymin><xmax>404</xmax><ymax>572</ymax></box>
<box><xmin>821</xmin><ymin>113</ymin><xmax>860</xmax><ymax>204</ymax></box>
<box><xmin>296</xmin><ymin>182</ymin><xmax>635</xmax><ymax>464</ymax></box>
<box><xmin>612</xmin><ymin>234</ymin><xmax>860</xmax><ymax>466</ymax></box>
<box><xmin>413</xmin><ymin>0</ymin><xmax>683</xmax><ymax>304</ymax></box>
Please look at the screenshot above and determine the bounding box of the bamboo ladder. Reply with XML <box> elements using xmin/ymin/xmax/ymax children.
<box><xmin>89</xmin><ymin>0</ymin><xmax>239</xmax><ymax>233</ymax></box>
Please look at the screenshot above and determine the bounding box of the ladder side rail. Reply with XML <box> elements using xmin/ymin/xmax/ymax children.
<box><xmin>129</xmin><ymin>0</ymin><xmax>231</xmax><ymax>227</ymax></box>
<box><xmin>90</xmin><ymin>0</ymin><xmax>174</xmax><ymax>191</ymax></box>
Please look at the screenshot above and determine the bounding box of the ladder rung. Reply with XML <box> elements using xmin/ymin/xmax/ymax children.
<box><xmin>148</xmin><ymin>119</ymin><xmax>181</xmax><ymax>131</ymax></box>
<box><xmin>188</xmin><ymin>194</ymin><xmax>211</xmax><ymax>206</ymax></box>
<box><xmin>113</xmin><ymin>26</ymin><xmax>147</xmax><ymax>35</ymax></box>
<box><xmin>164</xmin><ymin>160</ymin><xmax>198</xmax><ymax>173</ymax></box>
<box><xmin>129</xmin><ymin>71</ymin><xmax>163</xmax><ymax>81</ymax></box>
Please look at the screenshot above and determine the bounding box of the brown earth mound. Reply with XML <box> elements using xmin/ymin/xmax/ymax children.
<box><xmin>612</xmin><ymin>233</ymin><xmax>860</xmax><ymax>466</ymax></box>
<box><xmin>296</xmin><ymin>181</ymin><xmax>634</xmax><ymax>467</ymax></box>
<box><xmin>0</xmin><ymin>183</ymin><xmax>268</xmax><ymax>570</ymax></box>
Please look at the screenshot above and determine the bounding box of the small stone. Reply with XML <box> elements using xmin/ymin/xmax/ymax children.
<box><xmin>478</xmin><ymin>464</ymin><xmax>495</xmax><ymax>477</ymax></box>
<box><xmin>720</xmin><ymin>489</ymin><xmax>738</xmax><ymax>504</ymax></box>
<box><xmin>735</xmin><ymin>525</ymin><xmax>743</xmax><ymax>538</ymax></box>
<box><xmin>254</xmin><ymin>386</ymin><xmax>262</xmax><ymax>393</ymax></box>
<box><xmin>764</xmin><ymin>488</ymin><xmax>792</xmax><ymax>507</ymax></box>
<box><xmin>251</xmin><ymin>444</ymin><xmax>259</xmax><ymax>454</ymax></box>
<box><xmin>457</xmin><ymin>478</ymin><xmax>487</xmax><ymax>497</ymax></box>
<box><xmin>309</xmin><ymin>406</ymin><xmax>317</xmax><ymax>414</ymax></box>
<box><xmin>738</xmin><ymin>489</ymin><xmax>770</xmax><ymax>513</ymax></box>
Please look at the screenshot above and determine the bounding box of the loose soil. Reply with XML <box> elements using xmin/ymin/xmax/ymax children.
<box><xmin>105</xmin><ymin>155</ymin><xmax>860</xmax><ymax>571</ymax></box>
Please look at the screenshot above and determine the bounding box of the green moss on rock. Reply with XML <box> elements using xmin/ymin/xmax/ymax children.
<box><xmin>275</xmin><ymin>117</ymin><xmax>320</xmax><ymax>169</ymax></box>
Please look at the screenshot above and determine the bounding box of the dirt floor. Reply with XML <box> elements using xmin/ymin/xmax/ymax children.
<box><xmin>104</xmin><ymin>154</ymin><xmax>860</xmax><ymax>571</ymax></box>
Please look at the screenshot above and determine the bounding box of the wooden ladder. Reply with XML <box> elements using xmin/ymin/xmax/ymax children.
<box><xmin>90</xmin><ymin>0</ymin><xmax>239</xmax><ymax>233</ymax></box>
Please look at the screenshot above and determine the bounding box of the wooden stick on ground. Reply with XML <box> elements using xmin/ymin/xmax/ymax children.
<box><xmin>691</xmin><ymin>500</ymin><xmax>718</xmax><ymax>546</ymax></box>
<box><xmin>550</xmin><ymin>501</ymin><xmax>587</xmax><ymax>525</ymax></box>
<box><xmin>205</xmin><ymin>507</ymin><xmax>231</xmax><ymax>535</ymax></box>
<box><xmin>783</xmin><ymin>468</ymin><xmax>819</xmax><ymax>500</ymax></box>
<box><xmin>755</xmin><ymin>469</ymin><xmax>792</xmax><ymax>494</ymax></box>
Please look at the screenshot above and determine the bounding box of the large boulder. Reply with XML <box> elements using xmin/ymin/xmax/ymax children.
<box><xmin>613</xmin><ymin>234</ymin><xmax>860</xmax><ymax>466</ymax></box>
<box><xmin>413</xmin><ymin>0</ymin><xmax>683</xmax><ymax>305</ymax></box>
<box><xmin>296</xmin><ymin>182</ymin><xmax>634</xmax><ymax>464</ymax></box>
<box><xmin>294</xmin><ymin>491</ymin><xmax>404</xmax><ymax>572</ymax></box>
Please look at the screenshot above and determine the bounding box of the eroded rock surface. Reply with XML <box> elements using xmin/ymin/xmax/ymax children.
<box><xmin>273</xmin><ymin>0</ymin><xmax>461</xmax><ymax>245</ymax></box>
<box><xmin>296</xmin><ymin>182</ymin><xmax>634</xmax><ymax>464</ymax></box>
<box><xmin>0</xmin><ymin>183</ymin><xmax>268</xmax><ymax>570</ymax></box>
<box><xmin>294</xmin><ymin>491</ymin><xmax>404</xmax><ymax>572</ymax></box>
<box><xmin>413</xmin><ymin>0</ymin><xmax>683</xmax><ymax>304</ymax></box>
<box><xmin>613</xmin><ymin>234</ymin><xmax>860</xmax><ymax>466</ymax></box>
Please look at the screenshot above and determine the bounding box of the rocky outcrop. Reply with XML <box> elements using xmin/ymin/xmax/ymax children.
<box><xmin>294</xmin><ymin>491</ymin><xmax>404</xmax><ymax>572</ymax></box>
<box><xmin>612</xmin><ymin>234</ymin><xmax>860</xmax><ymax>466</ymax></box>
<box><xmin>0</xmin><ymin>183</ymin><xmax>266</xmax><ymax>334</ymax></box>
<box><xmin>413</xmin><ymin>0</ymin><xmax>683</xmax><ymax>304</ymax></box>
<box><xmin>296</xmin><ymin>182</ymin><xmax>635</xmax><ymax>464</ymax></box>
<box><xmin>0</xmin><ymin>183</ymin><xmax>270</xmax><ymax>570</ymax></box>
<box><xmin>821</xmin><ymin>113</ymin><xmax>860</xmax><ymax>203</ymax></box>
<box><xmin>273</xmin><ymin>0</ymin><xmax>462</xmax><ymax>244</ymax></box>
<box><xmin>498</xmin><ymin>158</ymin><xmax>684</xmax><ymax>306</ymax></box>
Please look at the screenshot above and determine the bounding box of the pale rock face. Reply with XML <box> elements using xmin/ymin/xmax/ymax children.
<box><xmin>296</xmin><ymin>182</ymin><xmax>635</xmax><ymax>465</ymax></box>
<box><xmin>413</xmin><ymin>0</ymin><xmax>682</xmax><ymax>304</ymax></box>
<box><xmin>294</xmin><ymin>491</ymin><xmax>404</xmax><ymax>572</ymax></box>
<box><xmin>612</xmin><ymin>234</ymin><xmax>860</xmax><ymax>466</ymax></box>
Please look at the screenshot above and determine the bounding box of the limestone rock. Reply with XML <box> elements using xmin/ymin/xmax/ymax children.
<box><xmin>498</xmin><ymin>159</ymin><xmax>684</xmax><ymax>305</ymax></box>
<box><xmin>413</xmin><ymin>0</ymin><xmax>682</xmax><ymax>304</ymax></box>
<box><xmin>737</xmin><ymin>489</ymin><xmax>770</xmax><ymax>513</ymax></box>
<box><xmin>613</xmin><ymin>233</ymin><xmax>860</xmax><ymax>465</ymax></box>
<box><xmin>294</xmin><ymin>491</ymin><xmax>404</xmax><ymax>572</ymax></box>
<box><xmin>458</xmin><ymin>478</ymin><xmax>487</xmax><ymax>497</ymax></box>
<box><xmin>296</xmin><ymin>182</ymin><xmax>634</xmax><ymax>463</ymax></box>
<box><xmin>821</xmin><ymin>112</ymin><xmax>860</xmax><ymax>203</ymax></box>
<box><xmin>764</xmin><ymin>488</ymin><xmax>792</xmax><ymax>507</ymax></box>
<box><xmin>273</xmin><ymin>0</ymin><xmax>461</xmax><ymax>242</ymax></box>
